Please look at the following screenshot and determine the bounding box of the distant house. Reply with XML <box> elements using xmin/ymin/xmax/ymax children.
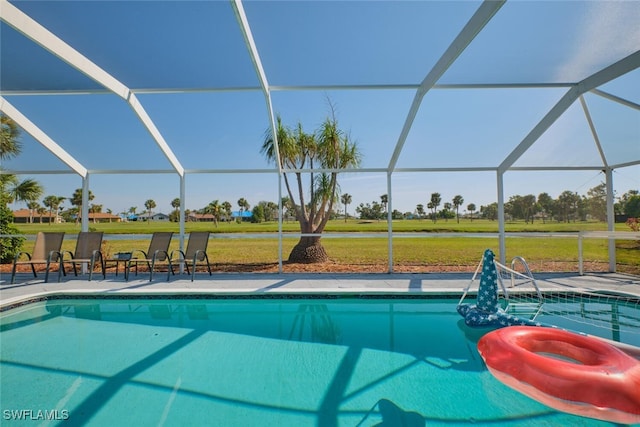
<box><xmin>77</xmin><ymin>212</ymin><xmax>122</xmax><ymax>223</ymax></box>
<box><xmin>231</xmin><ymin>210</ymin><xmax>253</xmax><ymax>221</ymax></box>
<box><xmin>138</xmin><ymin>212</ymin><xmax>170</xmax><ymax>222</ymax></box>
<box><xmin>187</xmin><ymin>213</ymin><xmax>216</xmax><ymax>222</ymax></box>
<box><xmin>12</xmin><ymin>208</ymin><xmax>59</xmax><ymax>224</ymax></box>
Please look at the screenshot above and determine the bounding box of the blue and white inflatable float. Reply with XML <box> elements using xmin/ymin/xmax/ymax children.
<box><xmin>457</xmin><ymin>249</ymin><xmax>542</xmax><ymax>328</ymax></box>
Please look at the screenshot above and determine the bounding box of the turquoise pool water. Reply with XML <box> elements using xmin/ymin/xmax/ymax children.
<box><xmin>1</xmin><ymin>297</ymin><xmax>638</xmax><ymax>427</ymax></box>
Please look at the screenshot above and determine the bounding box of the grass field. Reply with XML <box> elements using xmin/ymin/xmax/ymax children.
<box><xmin>12</xmin><ymin>217</ymin><xmax>631</xmax><ymax>234</ymax></box>
<box><xmin>7</xmin><ymin>219</ymin><xmax>639</xmax><ymax>274</ymax></box>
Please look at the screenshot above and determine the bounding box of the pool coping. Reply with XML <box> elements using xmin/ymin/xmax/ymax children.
<box><xmin>3</xmin><ymin>271</ymin><xmax>640</xmax><ymax>312</ymax></box>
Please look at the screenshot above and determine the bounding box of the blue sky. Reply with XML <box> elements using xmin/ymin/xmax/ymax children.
<box><xmin>2</xmin><ymin>0</ymin><xmax>639</xmax><ymax>216</ymax></box>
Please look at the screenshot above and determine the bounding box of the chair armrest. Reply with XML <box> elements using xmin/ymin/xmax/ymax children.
<box><xmin>130</xmin><ymin>249</ymin><xmax>148</xmax><ymax>259</ymax></box>
<box><xmin>193</xmin><ymin>249</ymin><xmax>208</xmax><ymax>262</ymax></box>
<box><xmin>152</xmin><ymin>249</ymin><xmax>170</xmax><ymax>262</ymax></box>
<box><xmin>169</xmin><ymin>249</ymin><xmax>187</xmax><ymax>261</ymax></box>
<box><xmin>59</xmin><ymin>250</ymin><xmax>74</xmax><ymax>261</ymax></box>
<box><xmin>13</xmin><ymin>251</ymin><xmax>33</xmax><ymax>262</ymax></box>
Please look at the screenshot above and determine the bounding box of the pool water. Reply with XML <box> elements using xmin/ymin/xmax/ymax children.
<box><xmin>1</xmin><ymin>297</ymin><xmax>637</xmax><ymax>427</ymax></box>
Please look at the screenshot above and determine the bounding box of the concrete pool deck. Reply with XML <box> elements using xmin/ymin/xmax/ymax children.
<box><xmin>2</xmin><ymin>270</ymin><xmax>640</xmax><ymax>310</ymax></box>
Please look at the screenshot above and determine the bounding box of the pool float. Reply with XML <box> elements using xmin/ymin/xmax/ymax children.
<box><xmin>457</xmin><ymin>249</ymin><xmax>541</xmax><ymax>328</ymax></box>
<box><xmin>478</xmin><ymin>326</ymin><xmax>640</xmax><ymax>424</ymax></box>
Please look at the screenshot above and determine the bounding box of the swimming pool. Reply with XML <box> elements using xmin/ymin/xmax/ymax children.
<box><xmin>1</xmin><ymin>296</ymin><xmax>638</xmax><ymax>426</ymax></box>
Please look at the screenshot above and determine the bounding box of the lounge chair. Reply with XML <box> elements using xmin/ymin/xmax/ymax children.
<box><xmin>126</xmin><ymin>232</ymin><xmax>173</xmax><ymax>281</ymax></box>
<box><xmin>58</xmin><ymin>231</ymin><xmax>105</xmax><ymax>281</ymax></box>
<box><xmin>168</xmin><ymin>231</ymin><xmax>212</xmax><ymax>281</ymax></box>
<box><xmin>10</xmin><ymin>231</ymin><xmax>65</xmax><ymax>284</ymax></box>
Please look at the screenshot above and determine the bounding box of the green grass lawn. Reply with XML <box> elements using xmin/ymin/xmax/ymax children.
<box><xmin>8</xmin><ymin>219</ymin><xmax>639</xmax><ymax>274</ymax></box>
<box><xmin>13</xmin><ymin>217</ymin><xmax>629</xmax><ymax>234</ymax></box>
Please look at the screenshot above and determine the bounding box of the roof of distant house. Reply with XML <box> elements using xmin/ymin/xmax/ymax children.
<box><xmin>12</xmin><ymin>208</ymin><xmax>56</xmax><ymax>218</ymax></box>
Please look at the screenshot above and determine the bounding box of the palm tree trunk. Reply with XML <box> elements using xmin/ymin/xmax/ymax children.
<box><xmin>288</xmin><ymin>235</ymin><xmax>328</xmax><ymax>263</ymax></box>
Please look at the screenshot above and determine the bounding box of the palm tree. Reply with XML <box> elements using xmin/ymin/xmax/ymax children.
<box><xmin>43</xmin><ymin>195</ymin><xmax>65</xmax><ymax>225</ymax></box>
<box><xmin>380</xmin><ymin>194</ymin><xmax>388</xmax><ymax>215</ymax></box>
<box><xmin>170</xmin><ymin>197</ymin><xmax>181</xmax><ymax>222</ymax></box>
<box><xmin>70</xmin><ymin>188</ymin><xmax>95</xmax><ymax>224</ymax></box>
<box><xmin>453</xmin><ymin>195</ymin><xmax>464</xmax><ymax>224</ymax></box>
<box><xmin>2</xmin><ymin>177</ymin><xmax>44</xmax><ymax>208</ymax></box>
<box><xmin>262</xmin><ymin>105</ymin><xmax>361</xmax><ymax>263</ymax></box>
<box><xmin>171</xmin><ymin>198</ymin><xmax>180</xmax><ymax>211</ymax></box>
<box><xmin>430</xmin><ymin>192</ymin><xmax>441</xmax><ymax>223</ymax></box>
<box><xmin>222</xmin><ymin>201</ymin><xmax>232</xmax><ymax>222</ymax></box>
<box><xmin>341</xmin><ymin>193</ymin><xmax>352</xmax><ymax>222</ymax></box>
<box><xmin>443</xmin><ymin>202</ymin><xmax>452</xmax><ymax>222</ymax></box>
<box><xmin>537</xmin><ymin>192</ymin><xmax>553</xmax><ymax>224</ymax></box>
<box><xmin>237</xmin><ymin>198</ymin><xmax>249</xmax><ymax>222</ymax></box>
<box><xmin>467</xmin><ymin>203</ymin><xmax>476</xmax><ymax>222</ymax></box>
<box><xmin>27</xmin><ymin>201</ymin><xmax>40</xmax><ymax>224</ymax></box>
<box><xmin>144</xmin><ymin>199</ymin><xmax>156</xmax><ymax>222</ymax></box>
<box><xmin>1</xmin><ymin>114</ymin><xmax>44</xmax><ymax>206</ymax></box>
<box><xmin>1</xmin><ymin>114</ymin><xmax>30</xmax><ymax>261</ymax></box>
<box><xmin>415</xmin><ymin>204</ymin><xmax>425</xmax><ymax>219</ymax></box>
<box><xmin>36</xmin><ymin>206</ymin><xmax>47</xmax><ymax>224</ymax></box>
<box><xmin>205</xmin><ymin>200</ymin><xmax>221</xmax><ymax>227</ymax></box>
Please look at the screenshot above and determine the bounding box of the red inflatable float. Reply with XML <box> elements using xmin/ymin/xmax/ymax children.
<box><xmin>478</xmin><ymin>326</ymin><xmax>640</xmax><ymax>424</ymax></box>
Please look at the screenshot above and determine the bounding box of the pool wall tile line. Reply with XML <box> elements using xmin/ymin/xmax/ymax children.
<box><xmin>2</xmin><ymin>272</ymin><xmax>639</xmax><ymax>312</ymax></box>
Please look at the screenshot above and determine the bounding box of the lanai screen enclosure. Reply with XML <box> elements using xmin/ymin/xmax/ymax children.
<box><xmin>1</xmin><ymin>0</ymin><xmax>639</xmax><ymax>270</ymax></box>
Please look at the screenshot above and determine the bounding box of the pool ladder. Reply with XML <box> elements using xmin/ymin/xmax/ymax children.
<box><xmin>498</xmin><ymin>256</ymin><xmax>544</xmax><ymax>321</ymax></box>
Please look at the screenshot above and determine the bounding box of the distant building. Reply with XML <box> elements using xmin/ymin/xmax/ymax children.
<box><xmin>77</xmin><ymin>212</ymin><xmax>122</xmax><ymax>223</ymax></box>
<box><xmin>12</xmin><ymin>208</ymin><xmax>59</xmax><ymax>224</ymax></box>
<box><xmin>137</xmin><ymin>212</ymin><xmax>170</xmax><ymax>222</ymax></box>
<box><xmin>187</xmin><ymin>213</ymin><xmax>216</xmax><ymax>222</ymax></box>
<box><xmin>231</xmin><ymin>210</ymin><xmax>253</xmax><ymax>221</ymax></box>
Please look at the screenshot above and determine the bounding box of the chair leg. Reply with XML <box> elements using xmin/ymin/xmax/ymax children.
<box><xmin>149</xmin><ymin>259</ymin><xmax>155</xmax><ymax>282</ymax></box>
<box><xmin>204</xmin><ymin>254</ymin><xmax>212</xmax><ymax>276</ymax></box>
<box><xmin>45</xmin><ymin>260</ymin><xmax>52</xmax><ymax>283</ymax></box>
<box><xmin>100</xmin><ymin>256</ymin><xmax>106</xmax><ymax>280</ymax></box>
<box><xmin>11</xmin><ymin>262</ymin><xmax>17</xmax><ymax>284</ymax></box>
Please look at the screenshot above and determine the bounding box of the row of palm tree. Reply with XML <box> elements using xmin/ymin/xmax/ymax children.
<box><xmin>1</xmin><ymin>114</ymin><xmax>45</xmax><ymax>261</ymax></box>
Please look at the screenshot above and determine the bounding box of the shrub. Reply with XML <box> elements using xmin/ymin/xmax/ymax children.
<box><xmin>0</xmin><ymin>201</ymin><xmax>24</xmax><ymax>263</ymax></box>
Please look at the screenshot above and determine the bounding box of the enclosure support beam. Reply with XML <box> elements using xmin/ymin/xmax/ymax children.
<box><xmin>580</xmin><ymin>96</ymin><xmax>608</xmax><ymax>168</ymax></box>
<box><xmin>1</xmin><ymin>0</ymin><xmax>184</xmax><ymax>177</ymax></box>
<box><xmin>232</xmin><ymin>0</ymin><xmax>282</xmax><ymax>175</ymax></box>
<box><xmin>0</xmin><ymin>97</ymin><xmax>87</xmax><ymax>177</ymax></box>
<box><xmin>388</xmin><ymin>0</ymin><xmax>504</xmax><ymax>171</ymax></box>
<box><xmin>605</xmin><ymin>168</ymin><xmax>616</xmax><ymax>272</ymax></box>
<box><xmin>499</xmin><ymin>50</ymin><xmax>640</xmax><ymax>173</ymax></box>
<box><xmin>387</xmin><ymin>172</ymin><xmax>394</xmax><ymax>273</ymax></box>
<box><xmin>81</xmin><ymin>175</ymin><xmax>89</xmax><ymax>233</ymax></box>
<box><xmin>179</xmin><ymin>175</ymin><xmax>186</xmax><ymax>274</ymax></box>
<box><xmin>0</xmin><ymin>0</ymin><xmax>128</xmax><ymax>98</ymax></box>
<box><xmin>278</xmin><ymin>174</ymin><xmax>283</xmax><ymax>273</ymax></box>
<box><xmin>497</xmin><ymin>171</ymin><xmax>506</xmax><ymax>265</ymax></box>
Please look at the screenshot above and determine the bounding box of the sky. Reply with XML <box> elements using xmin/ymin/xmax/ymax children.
<box><xmin>1</xmin><ymin>0</ymin><xmax>639</xmax><ymax>216</ymax></box>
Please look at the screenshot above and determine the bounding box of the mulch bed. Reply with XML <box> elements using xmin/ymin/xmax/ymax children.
<box><xmin>3</xmin><ymin>261</ymin><xmax>636</xmax><ymax>275</ymax></box>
